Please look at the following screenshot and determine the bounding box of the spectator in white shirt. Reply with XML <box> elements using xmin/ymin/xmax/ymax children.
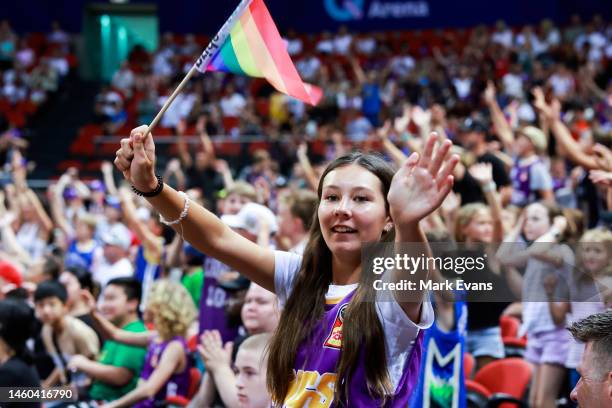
<box><xmin>516</xmin><ymin>25</ymin><xmax>548</xmax><ymax>56</ymax></box>
<box><xmin>284</xmin><ymin>29</ymin><xmax>303</xmax><ymax>56</ymax></box>
<box><xmin>220</xmin><ymin>84</ymin><xmax>247</xmax><ymax>118</ymax></box>
<box><xmin>491</xmin><ymin>20</ymin><xmax>513</xmax><ymax>48</ymax></box>
<box><xmin>159</xmin><ymin>87</ymin><xmax>197</xmax><ymax>129</ymax></box>
<box><xmin>48</xmin><ymin>48</ymin><xmax>69</xmax><ymax>77</ymax></box>
<box><xmin>502</xmin><ymin>63</ymin><xmax>524</xmax><ymax>99</ymax></box>
<box><xmin>574</xmin><ymin>24</ymin><xmax>606</xmax><ymax>53</ymax></box>
<box><xmin>540</xmin><ymin>19</ymin><xmax>561</xmax><ymax>48</ymax></box>
<box><xmin>111</xmin><ymin>62</ymin><xmax>135</xmax><ymax>98</ymax></box>
<box><xmin>296</xmin><ymin>52</ymin><xmax>321</xmax><ymax>81</ymax></box>
<box><xmin>333</xmin><ymin>26</ymin><xmax>353</xmax><ymax>55</ymax></box>
<box><xmin>181</xmin><ymin>34</ymin><xmax>200</xmax><ymax>57</ymax></box>
<box><xmin>390</xmin><ymin>45</ymin><xmax>415</xmax><ymax>78</ymax></box>
<box><xmin>548</xmin><ymin>64</ymin><xmax>575</xmax><ymax>101</ymax></box>
<box><xmin>355</xmin><ymin>33</ymin><xmax>376</xmax><ymax>56</ymax></box>
<box><xmin>316</xmin><ymin>32</ymin><xmax>334</xmax><ymax>54</ymax></box>
<box><xmin>452</xmin><ymin>66</ymin><xmax>472</xmax><ymax>100</ymax></box>
<box><xmin>47</xmin><ymin>21</ymin><xmax>70</xmax><ymax>52</ymax></box>
<box><xmin>91</xmin><ymin>223</ymin><xmax>134</xmax><ymax>288</ymax></box>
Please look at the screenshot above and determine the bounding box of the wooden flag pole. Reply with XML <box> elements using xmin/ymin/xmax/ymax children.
<box><xmin>146</xmin><ymin>64</ymin><xmax>198</xmax><ymax>135</ymax></box>
<box><xmin>145</xmin><ymin>0</ymin><xmax>253</xmax><ymax>137</ymax></box>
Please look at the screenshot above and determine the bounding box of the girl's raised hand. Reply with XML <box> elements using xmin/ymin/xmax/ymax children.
<box><xmin>114</xmin><ymin>125</ymin><xmax>157</xmax><ymax>192</ymax></box>
<box><xmin>388</xmin><ymin>133</ymin><xmax>459</xmax><ymax>230</ymax></box>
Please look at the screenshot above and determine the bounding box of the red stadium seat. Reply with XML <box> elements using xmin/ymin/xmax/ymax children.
<box><xmin>187</xmin><ymin>367</ymin><xmax>202</xmax><ymax>399</ymax></box>
<box><xmin>472</xmin><ymin>358</ymin><xmax>532</xmax><ymax>408</ymax></box>
<box><xmin>187</xmin><ymin>334</ymin><xmax>198</xmax><ymax>353</ymax></box>
<box><xmin>248</xmin><ymin>141</ymin><xmax>271</xmax><ymax>154</ymax></box>
<box><xmin>466</xmin><ymin>379</ymin><xmax>492</xmax><ymax>408</ymax></box>
<box><xmin>500</xmin><ymin>315</ymin><xmax>527</xmax><ymax>357</ymax></box>
<box><xmin>500</xmin><ymin>316</ymin><xmax>520</xmax><ymax>339</ymax></box>
<box><xmin>464</xmin><ymin>352</ymin><xmax>475</xmax><ymax>379</ymax></box>
<box><xmin>214</xmin><ymin>141</ymin><xmax>241</xmax><ymax>156</ymax></box>
<box><xmin>57</xmin><ymin>160</ymin><xmax>84</xmax><ymax>172</ymax></box>
<box><xmin>163</xmin><ymin>367</ymin><xmax>202</xmax><ymax>407</ymax></box>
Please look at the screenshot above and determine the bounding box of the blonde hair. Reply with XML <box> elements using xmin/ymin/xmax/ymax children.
<box><xmin>226</xmin><ymin>181</ymin><xmax>257</xmax><ymax>202</ymax></box>
<box><xmin>454</xmin><ymin>203</ymin><xmax>489</xmax><ymax>242</ymax></box>
<box><xmin>576</xmin><ymin>229</ymin><xmax>612</xmax><ymax>276</ymax></box>
<box><xmin>146</xmin><ymin>280</ymin><xmax>197</xmax><ymax>341</ymax></box>
<box><xmin>76</xmin><ymin>214</ymin><xmax>98</xmax><ymax>229</ymax></box>
<box><xmin>238</xmin><ymin>332</ymin><xmax>272</xmax><ymax>368</ymax></box>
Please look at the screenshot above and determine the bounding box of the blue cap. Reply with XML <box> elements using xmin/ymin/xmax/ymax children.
<box><xmin>63</xmin><ymin>187</ymin><xmax>79</xmax><ymax>200</ymax></box>
<box><xmin>89</xmin><ymin>180</ymin><xmax>106</xmax><ymax>192</ymax></box>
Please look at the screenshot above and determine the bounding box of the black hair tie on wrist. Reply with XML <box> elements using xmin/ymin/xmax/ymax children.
<box><xmin>132</xmin><ymin>174</ymin><xmax>164</xmax><ymax>197</ymax></box>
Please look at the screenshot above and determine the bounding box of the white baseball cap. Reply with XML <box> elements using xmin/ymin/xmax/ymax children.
<box><xmin>221</xmin><ymin>203</ymin><xmax>278</xmax><ymax>236</ymax></box>
<box><xmin>102</xmin><ymin>223</ymin><xmax>131</xmax><ymax>250</ymax></box>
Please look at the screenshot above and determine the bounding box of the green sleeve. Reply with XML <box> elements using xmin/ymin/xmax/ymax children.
<box><xmin>112</xmin><ymin>343</ymin><xmax>148</xmax><ymax>374</ymax></box>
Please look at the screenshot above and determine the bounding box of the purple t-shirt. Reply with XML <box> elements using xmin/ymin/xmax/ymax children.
<box><xmin>199</xmin><ymin>257</ymin><xmax>239</xmax><ymax>343</ymax></box>
<box><xmin>134</xmin><ymin>336</ymin><xmax>190</xmax><ymax>408</ymax></box>
<box><xmin>275</xmin><ymin>251</ymin><xmax>433</xmax><ymax>406</ymax></box>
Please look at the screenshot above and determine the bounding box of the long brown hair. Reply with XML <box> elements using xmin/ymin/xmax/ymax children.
<box><xmin>267</xmin><ymin>152</ymin><xmax>396</xmax><ymax>405</ymax></box>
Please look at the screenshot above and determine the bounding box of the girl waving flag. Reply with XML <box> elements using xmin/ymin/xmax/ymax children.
<box><xmin>114</xmin><ymin>126</ymin><xmax>458</xmax><ymax>406</ymax></box>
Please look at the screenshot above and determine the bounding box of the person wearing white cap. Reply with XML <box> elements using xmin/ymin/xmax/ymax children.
<box><xmin>221</xmin><ymin>202</ymin><xmax>278</xmax><ymax>247</ymax></box>
<box><xmin>509</xmin><ymin>125</ymin><xmax>555</xmax><ymax>207</ymax></box>
<box><xmin>91</xmin><ymin>223</ymin><xmax>134</xmax><ymax>287</ymax></box>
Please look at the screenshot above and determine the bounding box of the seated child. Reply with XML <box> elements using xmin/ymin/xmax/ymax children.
<box><xmin>89</xmin><ymin>279</ymin><xmax>197</xmax><ymax>408</ymax></box>
<box><xmin>34</xmin><ymin>280</ymin><xmax>99</xmax><ymax>388</ymax></box>
<box><xmin>67</xmin><ymin>277</ymin><xmax>148</xmax><ymax>402</ymax></box>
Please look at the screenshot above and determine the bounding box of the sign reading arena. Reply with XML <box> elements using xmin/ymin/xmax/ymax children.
<box><xmin>324</xmin><ymin>0</ymin><xmax>430</xmax><ymax>21</ymax></box>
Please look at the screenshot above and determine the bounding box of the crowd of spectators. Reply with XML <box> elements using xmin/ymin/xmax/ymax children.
<box><xmin>0</xmin><ymin>13</ymin><xmax>611</xmax><ymax>408</ymax></box>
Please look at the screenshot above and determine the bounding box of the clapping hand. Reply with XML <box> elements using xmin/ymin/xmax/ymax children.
<box><xmin>198</xmin><ymin>330</ymin><xmax>233</xmax><ymax>374</ymax></box>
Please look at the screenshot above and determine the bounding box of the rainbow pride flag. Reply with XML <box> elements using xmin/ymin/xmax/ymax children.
<box><xmin>200</xmin><ymin>0</ymin><xmax>322</xmax><ymax>105</ymax></box>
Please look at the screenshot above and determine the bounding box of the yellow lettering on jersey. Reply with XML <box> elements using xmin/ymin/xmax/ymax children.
<box><xmin>284</xmin><ymin>370</ymin><xmax>336</xmax><ymax>407</ymax></box>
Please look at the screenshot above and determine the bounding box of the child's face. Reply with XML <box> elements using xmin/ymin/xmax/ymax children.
<box><xmin>241</xmin><ymin>284</ymin><xmax>279</xmax><ymax>334</ymax></box>
<box><xmin>104</xmin><ymin>205</ymin><xmax>122</xmax><ymax>222</ymax></box>
<box><xmin>99</xmin><ymin>284</ymin><xmax>133</xmax><ymax>325</ymax></box>
<box><xmin>551</xmin><ymin>160</ymin><xmax>566</xmax><ymax>179</ymax></box>
<box><xmin>463</xmin><ymin>209</ymin><xmax>494</xmax><ymax>243</ymax></box>
<box><xmin>523</xmin><ymin>203</ymin><xmax>551</xmax><ymax>241</ymax></box>
<box><xmin>75</xmin><ymin>221</ymin><xmax>94</xmax><ymax>241</ymax></box>
<box><xmin>59</xmin><ymin>272</ymin><xmax>81</xmax><ymax>307</ymax></box>
<box><xmin>580</xmin><ymin>243</ymin><xmax>609</xmax><ymax>275</ymax></box>
<box><xmin>514</xmin><ymin>134</ymin><xmax>533</xmax><ymax>156</ymax></box>
<box><xmin>35</xmin><ymin>297</ymin><xmax>65</xmax><ymax>325</ymax></box>
<box><xmin>235</xmin><ymin>348</ymin><xmax>270</xmax><ymax>408</ymax></box>
<box><xmin>225</xmin><ymin>194</ymin><xmax>251</xmax><ymax>215</ymax></box>
<box><xmin>318</xmin><ymin>165</ymin><xmax>389</xmax><ymax>259</ymax></box>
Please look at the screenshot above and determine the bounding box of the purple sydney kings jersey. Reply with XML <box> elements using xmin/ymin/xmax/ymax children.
<box><xmin>510</xmin><ymin>158</ymin><xmax>540</xmax><ymax>207</ymax></box>
<box><xmin>199</xmin><ymin>257</ymin><xmax>238</xmax><ymax>343</ymax></box>
<box><xmin>134</xmin><ymin>336</ymin><xmax>191</xmax><ymax>408</ymax></box>
<box><xmin>284</xmin><ymin>290</ymin><xmax>424</xmax><ymax>407</ymax></box>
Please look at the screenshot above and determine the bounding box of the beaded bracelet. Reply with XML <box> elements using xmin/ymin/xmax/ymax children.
<box><xmin>159</xmin><ymin>191</ymin><xmax>190</xmax><ymax>226</ymax></box>
<box><xmin>132</xmin><ymin>174</ymin><xmax>164</xmax><ymax>197</ymax></box>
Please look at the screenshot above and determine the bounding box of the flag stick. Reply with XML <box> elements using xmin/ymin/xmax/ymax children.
<box><xmin>146</xmin><ymin>0</ymin><xmax>253</xmax><ymax>136</ymax></box>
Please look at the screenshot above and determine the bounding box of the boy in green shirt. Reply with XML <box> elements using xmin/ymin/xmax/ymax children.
<box><xmin>67</xmin><ymin>277</ymin><xmax>147</xmax><ymax>401</ymax></box>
